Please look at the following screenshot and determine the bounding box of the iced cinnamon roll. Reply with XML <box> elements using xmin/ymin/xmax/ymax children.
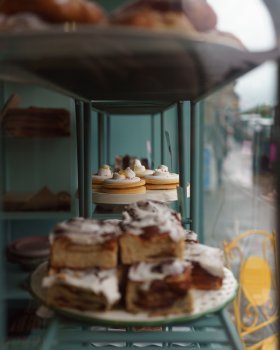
<box><xmin>126</xmin><ymin>259</ymin><xmax>193</xmax><ymax>315</ymax></box>
<box><xmin>50</xmin><ymin>217</ymin><xmax>121</xmax><ymax>270</ymax></box>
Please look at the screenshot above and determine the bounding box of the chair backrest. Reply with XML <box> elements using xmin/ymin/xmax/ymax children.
<box><xmin>224</xmin><ymin>230</ymin><xmax>278</xmax><ymax>350</ymax></box>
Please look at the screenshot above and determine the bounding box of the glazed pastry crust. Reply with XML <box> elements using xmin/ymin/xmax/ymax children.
<box><xmin>0</xmin><ymin>0</ymin><xmax>106</xmax><ymax>24</ymax></box>
<box><xmin>191</xmin><ymin>263</ymin><xmax>223</xmax><ymax>290</ymax></box>
<box><xmin>126</xmin><ymin>267</ymin><xmax>193</xmax><ymax>315</ymax></box>
<box><xmin>47</xmin><ymin>283</ymin><xmax>110</xmax><ymax>311</ymax></box>
<box><xmin>120</xmin><ymin>232</ymin><xmax>185</xmax><ymax>264</ymax></box>
<box><xmin>50</xmin><ymin>236</ymin><xmax>118</xmax><ymax>269</ymax></box>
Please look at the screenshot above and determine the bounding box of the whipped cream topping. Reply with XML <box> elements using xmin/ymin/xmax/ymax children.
<box><xmin>50</xmin><ymin>217</ymin><xmax>121</xmax><ymax>245</ymax></box>
<box><xmin>112</xmin><ymin>172</ymin><xmax>126</xmax><ymax>180</ymax></box>
<box><xmin>151</xmin><ymin>164</ymin><xmax>178</xmax><ymax>178</ymax></box>
<box><xmin>43</xmin><ymin>268</ymin><xmax>120</xmax><ymax>305</ymax></box>
<box><xmin>121</xmin><ymin>201</ymin><xmax>184</xmax><ymax>242</ymax></box>
<box><xmin>129</xmin><ymin>260</ymin><xmax>191</xmax><ymax>291</ymax></box>
<box><xmin>184</xmin><ymin>230</ymin><xmax>198</xmax><ymax>243</ymax></box>
<box><xmin>158</xmin><ymin>165</ymin><xmax>169</xmax><ymax>172</ymax></box>
<box><xmin>105</xmin><ymin>168</ymin><xmax>140</xmax><ymax>184</ymax></box>
<box><xmin>184</xmin><ymin>244</ymin><xmax>224</xmax><ymax>277</ymax></box>
<box><xmin>98</xmin><ymin>165</ymin><xmax>112</xmax><ymax>177</ymax></box>
<box><xmin>124</xmin><ymin>167</ymin><xmax>136</xmax><ymax>179</ymax></box>
<box><xmin>133</xmin><ymin>159</ymin><xmax>146</xmax><ymax>173</ymax></box>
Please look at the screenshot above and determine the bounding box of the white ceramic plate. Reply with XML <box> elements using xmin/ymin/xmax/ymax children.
<box><xmin>30</xmin><ymin>262</ymin><xmax>238</xmax><ymax>326</ymax></box>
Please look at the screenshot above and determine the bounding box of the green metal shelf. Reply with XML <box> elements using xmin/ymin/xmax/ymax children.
<box><xmin>32</xmin><ymin>309</ymin><xmax>242</xmax><ymax>350</ymax></box>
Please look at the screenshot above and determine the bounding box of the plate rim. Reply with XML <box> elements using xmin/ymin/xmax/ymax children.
<box><xmin>29</xmin><ymin>262</ymin><xmax>238</xmax><ymax>326</ymax></box>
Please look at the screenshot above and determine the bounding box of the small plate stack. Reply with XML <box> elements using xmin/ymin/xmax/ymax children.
<box><xmin>7</xmin><ymin>236</ymin><xmax>50</xmax><ymax>270</ymax></box>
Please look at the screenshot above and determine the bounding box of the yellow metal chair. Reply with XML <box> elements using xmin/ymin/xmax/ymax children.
<box><xmin>224</xmin><ymin>230</ymin><xmax>278</xmax><ymax>350</ymax></box>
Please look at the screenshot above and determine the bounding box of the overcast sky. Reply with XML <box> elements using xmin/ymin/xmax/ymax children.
<box><xmin>207</xmin><ymin>0</ymin><xmax>278</xmax><ymax>110</ymax></box>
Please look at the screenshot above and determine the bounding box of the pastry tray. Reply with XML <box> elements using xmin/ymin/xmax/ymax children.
<box><xmin>0</xmin><ymin>27</ymin><xmax>278</xmax><ymax>101</ymax></box>
<box><xmin>92</xmin><ymin>190</ymin><xmax>177</xmax><ymax>204</ymax></box>
<box><xmin>92</xmin><ymin>185</ymin><xmax>190</xmax><ymax>204</ymax></box>
<box><xmin>30</xmin><ymin>262</ymin><xmax>238</xmax><ymax>327</ymax></box>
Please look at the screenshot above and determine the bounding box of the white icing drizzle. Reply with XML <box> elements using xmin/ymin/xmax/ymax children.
<box><xmin>124</xmin><ymin>167</ymin><xmax>136</xmax><ymax>179</ymax></box>
<box><xmin>50</xmin><ymin>218</ymin><xmax>120</xmax><ymax>245</ymax></box>
<box><xmin>129</xmin><ymin>260</ymin><xmax>191</xmax><ymax>290</ymax></box>
<box><xmin>105</xmin><ymin>176</ymin><xmax>141</xmax><ymax>184</ymax></box>
<box><xmin>184</xmin><ymin>244</ymin><xmax>224</xmax><ymax>277</ymax></box>
<box><xmin>136</xmin><ymin>169</ymin><xmax>154</xmax><ymax>176</ymax></box>
<box><xmin>122</xmin><ymin>201</ymin><xmax>185</xmax><ymax>242</ymax></box>
<box><xmin>43</xmin><ymin>268</ymin><xmax>120</xmax><ymax>305</ymax></box>
<box><xmin>148</xmin><ymin>165</ymin><xmax>178</xmax><ymax>179</ymax></box>
<box><xmin>184</xmin><ymin>230</ymin><xmax>198</xmax><ymax>242</ymax></box>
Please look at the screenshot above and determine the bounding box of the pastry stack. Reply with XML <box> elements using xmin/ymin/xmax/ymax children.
<box><xmin>145</xmin><ymin>165</ymin><xmax>179</xmax><ymax>190</ymax></box>
<box><xmin>43</xmin><ymin>218</ymin><xmax>122</xmax><ymax>311</ymax></box>
<box><xmin>120</xmin><ymin>200</ymin><xmax>192</xmax><ymax>315</ymax></box>
<box><xmin>101</xmin><ymin>167</ymin><xmax>146</xmax><ymax>194</ymax></box>
<box><xmin>43</xmin><ymin>200</ymin><xmax>225</xmax><ymax>315</ymax></box>
<box><xmin>92</xmin><ymin>165</ymin><xmax>113</xmax><ymax>190</ymax></box>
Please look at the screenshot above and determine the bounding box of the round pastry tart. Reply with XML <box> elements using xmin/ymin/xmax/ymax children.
<box><xmin>145</xmin><ymin>165</ymin><xmax>179</xmax><ymax>190</ymax></box>
<box><xmin>102</xmin><ymin>168</ymin><xmax>146</xmax><ymax>194</ymax></box>
<box><xmin>133</xmin><ymin>159</ymin><xmax>154</xmax><ymax>178</ymax></box>
<box><xmin>92</xmin><ymin>165</ymin><xmax>113</xmax><ymax>189</ymax></box>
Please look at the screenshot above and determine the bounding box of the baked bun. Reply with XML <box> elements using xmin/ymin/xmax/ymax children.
<box><xmin>110</xmin><ymin>0</ymin><xmax>216</xmax><ymax>32</ymax></box>
<box><xmin>120</xmin><ymin>200</ymin><xmax>185</xmax><ymax>264</ymax></box>
<box><xmin>126</xmin><ymin>260</ymin><xmax>193</xmax><ymax>315</ymax></box>
<box><xmin>0</xmin><ymin>0</ymin><xmax>106</xmax><ymax>24</ymax></box>
<box><xmin>43</xmin><ymin>267</ymin><xmax>121</xmax><ymax>311</ymax></box>
<box><xmin>184</xmin><ymin>244</ymin><xmax>224</xmax><ymax>290</ymax></box>
<box><xmin>50</xmin><ymin>217</ymin><xmax>121</xmax><ymax>270</ymax></box>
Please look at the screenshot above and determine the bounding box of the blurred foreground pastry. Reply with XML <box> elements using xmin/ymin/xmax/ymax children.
<box><xmin>0</xmin><ymin>0</ymin><xmax>106</xmax><ymax>24</ymax></box>
<box><xmin>110</xmin><ymin>0</ymin><xmax>216</xmax><ymax>33</ymax></box>
<box><xmin>184</xmin><ymin>244</ymin><xmax>224</xmax><ymax>290</ymax></box>
<box><xmin>43</xmin><ymin>267</ymin><xmax>121</xmax><ymax>311</ymax></box>
<box><xmin>110</xmin><ymin>0</ymin><xmax>244</xmax><ymax>50</ymax></box>
<box><xmin>50</xmin><ymin>218</ymin><xmax>121</xmax><ymax>269</ymax></box>
<box><xmin>120</xmin><ymin>200</ymin><xmax>185</xmax><ymax>264</ymax></box>
<box><xmin>126</xmin><ymin>260</ymin><xmax>193</xmax><ymax>315</ymax></box>
<box><xmin>184</xmin><ymin>230</ymin><xmax>198</xmax><ymax>244</ymax></box>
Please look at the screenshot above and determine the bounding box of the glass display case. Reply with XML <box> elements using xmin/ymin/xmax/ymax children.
<box><xmin>0</xmin><ymin>0</ymin><xmax>279</xmax><ymax>349</ymax></box>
